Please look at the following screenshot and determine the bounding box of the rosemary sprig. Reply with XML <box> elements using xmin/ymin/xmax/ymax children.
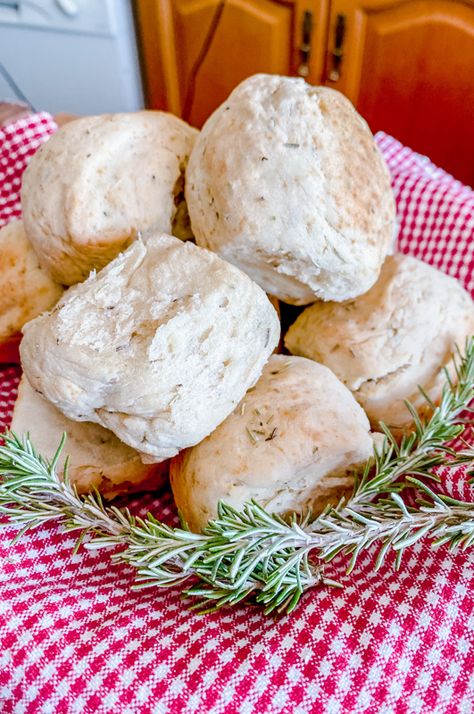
<box><xmin>0</xmin><ymin>339</ymin><xmax>473</xmax><ymax>615</ymax></box>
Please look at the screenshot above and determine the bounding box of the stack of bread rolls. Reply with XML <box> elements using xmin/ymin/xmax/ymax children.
<box><xmin>4</xmin><ymin>74</ymin><xmax>473</xmax><ymax>527</ymax></box>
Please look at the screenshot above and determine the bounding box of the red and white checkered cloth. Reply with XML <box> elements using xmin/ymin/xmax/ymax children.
<box><xmin>0</xmin><ymin>115</ymin><xmax>473</xmax><ymax>714</ymax></box>
<box><xmin>0</xmin><ymin>112</ymin><xmax>57</xmax><ymax>229</ymax></box>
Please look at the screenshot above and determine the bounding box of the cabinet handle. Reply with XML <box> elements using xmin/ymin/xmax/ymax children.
<box><xmin>328</xmin><ymin>13</ymin><xmax>346</xmax><ymax>82</ymax></box>
<box><xmin>297</xmin><ymin>10</ymin><xmax>314</xmax><ymax>78</ymax></box>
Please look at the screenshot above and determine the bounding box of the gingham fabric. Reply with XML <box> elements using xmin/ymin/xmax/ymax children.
<box><xmin>0</xmin><ymin>115</ymin><xmax>473</xmax><ymax>714</ymax></box>
<box><xmin>0</xmin><ymin>113</ymin><xmax>57</xmax><ymax>229</ymax></box>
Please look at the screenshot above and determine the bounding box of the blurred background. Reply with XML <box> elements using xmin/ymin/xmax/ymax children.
<box><xmin>0</xmin><ymin>0</ymin><xmax>473</xmax><ymax>184</ymax></box>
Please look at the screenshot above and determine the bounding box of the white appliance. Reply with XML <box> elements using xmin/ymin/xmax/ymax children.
<box><xmin>0</xmin><ymin>0</ymin><xmax>143</xmax><ymax>115</ymax></box>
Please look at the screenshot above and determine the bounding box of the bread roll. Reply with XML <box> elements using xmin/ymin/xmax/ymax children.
<box><xmin>11</xmin><ymin>377</ymin><xmax>167</xmax><ymax>499</ymax></box>
<box><xmin>186</xmin><ymin>74</ymin><xmax>395</xmax><ymax>305</ymax></box>
<box><xmin>0</xmin><ymin>220</ymin><xmax>63</xmax><ymax>342</ymax></box>
<box><xmin>21</xmin><ymin>112</ymin><xmax>198</xmax><ymax>285</ymax></box>
<box><xmin>20</xmin><ymin>234</ymin><xmax>280</xmax><ymax>462</ymax></box>
<box><xmin>170</xmin><ymin>355</ymin><xmax>374</xmax><ymax>532</ymax></box>
<box><xmin>285</xmin><ymin>254</ymin><xmax>474</xmax><ymax>429</ymax></box>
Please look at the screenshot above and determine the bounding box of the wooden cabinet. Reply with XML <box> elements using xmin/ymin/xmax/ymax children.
<box><xmin>135</xmin><ymin>0</ymin><xmax>474</xmax><ymax>184</ymax></box>
<box><xmin>173</xmin><ymin>0</ymin><xmax>292</xmax><ymax>127</ymax></box>
<box><xmin>135</xmin><ymin>1</ymin><xmax>329</xmax><ymax>127</ymax></box>
<box><xmin>325</xmin><ymin>0</ymin><xmax>474</xmax><ymax>184</ymax></box>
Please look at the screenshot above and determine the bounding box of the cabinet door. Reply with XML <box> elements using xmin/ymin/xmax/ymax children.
<box><xmin>324</xmin><ymin>0</ymin><xmax>474</xmax><ymax>184</ymax></box>
<box><xmin>136</xmin><ymin>0</ymin><xmax>329</xmax><ymax>128</ymax></box>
